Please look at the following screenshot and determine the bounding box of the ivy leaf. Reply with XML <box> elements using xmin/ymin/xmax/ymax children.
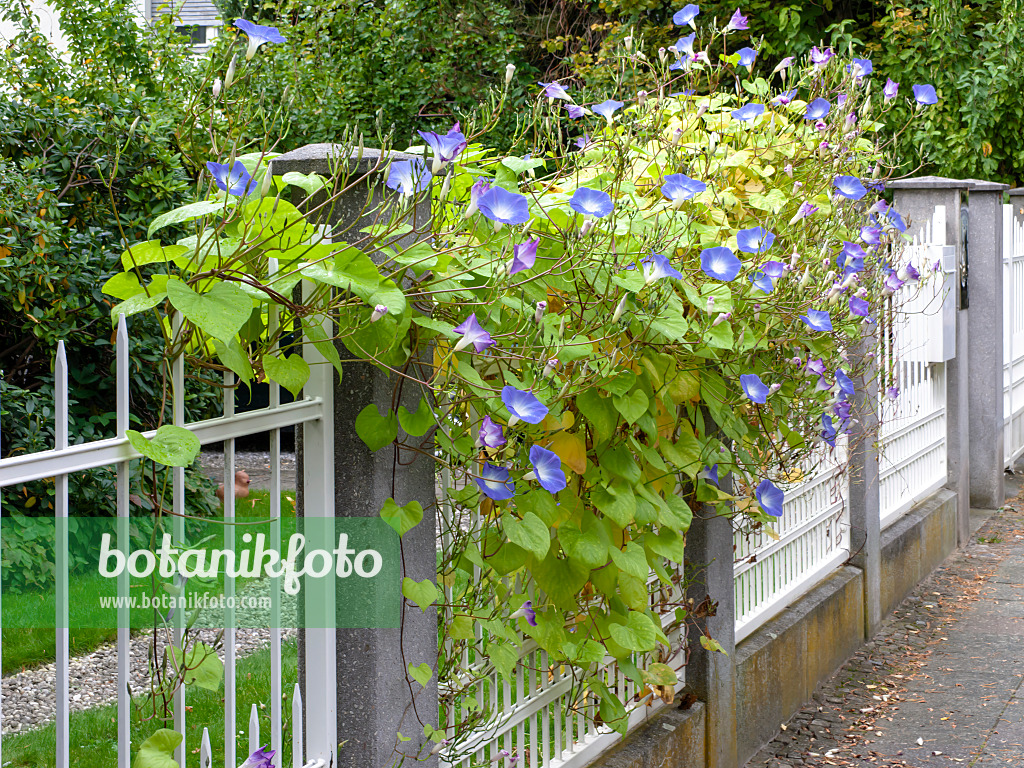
<box><xmin>263</xmin><ymin>353</ymin><xmax>311</xmax><ymax>397</ymax></box>
<box><xmin>380</xmin><ymin>498</ymin><xmax>424</xmax><ymax>537</ymax></box>
<box><xmin>170</xmin><ymin>642</ymin><xmax>223</xmax><ymax>691</ymax></box>
<box><xmin>608</xmin><ymin>611</ymin><xmax>657</xmax><ymax>652</ymax></box>
<box><xmin>166</xmin><ymin>279</ymin><xmax>252</xmax><ymax>342</ymax></box>
<box><xmin>401</xmin><ymin>577</ymin><xmax>437</xmax><ymax>610</ymax></box>
<box><xmin>503</xmin><ymin>512</ymin><xmax>551</xmax><ymax>559</ymax></box>
<box><xmin>355</xmin><ymin>404</ymin><xmax>398</xmax><ymax>451</ymax></box>
<box><xmin>126</xmin><ymin>426</ymin><xmax>200</xmax><ymax>468</ymax></box>
<box><xmin>407</xmin><ymin>662</ymin><xmax>433</xmax><ymax>688</ymax></box>
<box><xmin>398</xmin><ymin>397</ymin><xmax>435</xmax><ymax>437</ymax></box>
<box><xmin>133</xmin><ymin>729</ymin><xmax>182</xmax><ymax>768</ymax></box>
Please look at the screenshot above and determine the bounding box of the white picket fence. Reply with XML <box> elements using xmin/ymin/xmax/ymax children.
<box><xmin>1003</xmin><ymin>206</ymin><xmax>1024</xmax><ymax>468</ymax></box>
<box><xmin>0</xmin><ymin>310</ymin><xmax>337</xmax><ymax>768</ymax></box>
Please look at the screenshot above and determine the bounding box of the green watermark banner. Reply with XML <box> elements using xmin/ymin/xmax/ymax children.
<box><xmin>0</xmin><ymin>515</ymin><xmax>401</xmax><ymax>629</ymax></box>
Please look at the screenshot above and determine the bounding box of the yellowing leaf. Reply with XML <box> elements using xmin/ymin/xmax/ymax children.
<box><xmin>548</xmin><ymin>432</ymin><xmax>587</xmax><ymax>475</ymax></box>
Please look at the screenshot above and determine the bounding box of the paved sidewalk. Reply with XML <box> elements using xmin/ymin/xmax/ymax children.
<box><xmin>747</xmin><ymin>485</ymin><xmax>1024</xmax><ymax>768</ymax></box>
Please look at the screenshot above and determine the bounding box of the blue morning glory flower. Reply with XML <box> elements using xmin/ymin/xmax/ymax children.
<box><xmin>477</xmin><ymin>416</ymin><xmax>506</xmax><ymax>449</ymax></box>
<box><xmin>234</xmin><ymin>19</ymin><xmax>286</xmax><ymax>60</ymax></box>
<box><xmin>206</xmin><ymin>160</ymin><xmax>257</xmax><ymax>197</ymax></box>
<box><xmin>883</xmin><ymin>78</ymin><xmax>899</xmax><ymax>100</ymax></box>
<box><xmin>529</xmin><ymin>445</ymin><xmax>567</xmax><ymax>493</ymax></box>
<box><xmin>804</xmin><ymin>97</ymin><xmax>831</xmax><ymax>120</ymax></box>
<box><xmin>885</xmin><ymin>271</ymin><xmax>904</xmax><ymax>293</ymax></box>
<box><xmin>732</xmin><ymin>103</ymin><xmax>765</xmax><ymax>121</ymax></box>
<box><xmin>565</xmin><ymin>104</ymin><xmax>588</xmax><ymax>119</ymax></box>
<box><xmin>834</xmin><ymin>400</ymin><xmax>852</xmax><ymax>423</ymax></box>
<box><xmin>806</xmin><ymin>358</ymin><xmax>826</xmax><ymax>376</ymax></box>
<box><xmin>475</xmin><ymin>463</ymin><xmax>515</xmax><ymax>500</ymax></box>
<box><xmin>239</xmin><ymin>745</ymin><xmax>276</xmax><ymax>768</ymax></box>
<box><xmin>860</xmin><ymin>226</ymin><xmax>882</xmax><ymax>245</ymax></box>
<box><xmin>478</xmin><ymin>187</ymin><xmax>531</xmax><ymax>225</ymax></box>
<box><xmin>570</xmin><ymin>187</ymin><xmax>614</xmax><ymax>218</ymax></box>
<box><xmin>701</xmin><ymin>246</ymin><xmax>741</xmax><ymax>282</ymax></box>
<box><xmin>772</xmin><ymin>90</ymin><xmax>797</xmax><ymax>106</ymax></box>
<box><xmin>386</xmin><ymin>159</ymin><xmax>432</xmax><ymax>197</ymax></box>
<box><xmin>453</xmin><ymin>313</ymin><xmax>495</xmax><ymax>353</ymax></box>
<box><xmin>676</xmin><ymin>32</ymin><xmax>696</xmax><ymax>57</ymax></box>
<box><xmin>913</xmin><ymin>84</ymin><xmax>938</xmax><ymax>106</ymax></box>
<box><xmin>884</xmin><ymin>208</ymin><xmax>907</xmax><ymax>233</ymax></box>
<box><xmin>761</xmin><ymin>260</ymin><xmax>786</xmax><ymax>278</ymax></box>
<box><xmin>661</xmin><ymin>173</ymin><xmax>706</xmax><ymax>204</ymax></box>
<box><xmin>592</xmin><ymin>99</ymin><xmax>624</xmax><ymax>122</ymax></box>
<box><xmin>673</xmin><ymin>3</ymin><xmax>700</xmax><ymax>27</ymax></box>
<box><xmin>418</xmin><ymin>125</ymin><xmax>467</xmax><ymax>174</ymax></box>
<box><xmin>835</xmin><ymin>369</ymin><xmax>855</xmax><ymax>397</ymax></box>
<box><xmin>756</xmin><ymin>479</ymin><xmax>784</xmax><ymax>517</ymax></box>
<box><xmin>810</xmin><ymin>46</ymin><xmax>833</xmax><ymax>67</ymax></box>
<box><xmin>538</xmin><ymin>81</ymin><xmax>571</xmax><ymax>100</ymax></box>
<box><xmin>821</xmin><ymin>414</ymin><xmax>837</xmax><ymax>447</ymax></box>
<box><xmin>850</xmin><ymin>296</ymin><xmax>870</xmax><ymax>317</ymax></box>
<box><xmin>501</xmin><ymin>386</ymin><xmax>549</xmax><ymax>424</ymax></box>
<box><xmin>736</xmin><ymin>226</ymin><xmax>775</xmax><ymax>254</ymax></box>
<box><xmin>638</xmin><ymin>252</ymin><xmax>684</xmax><ymax>283</ymax></box>
<box><xmin>740</xmin><ymin>373</ymin><xmax>770</xmax><ymax>404</ymax></box>
<box><xmin>799</xmin><ymin>309</ymin><xmax>833</xmax><ymax>332</ymax></box>
<box><xmin>510</xmin><ymin>600</ymin><xmax>538</xmax><ymax>627</ymax></box>
<box><xmin>699</xmin><ymin>463</ymin><xmax>719</xmax><ymax>486</ymax></box>
<box><xmin>510</xmin><ymin>238</ymin><xmax>540</xmax><ymax>276</ymax></box>
<box><xmin>833</xmin><ymin>175</ymin><xmax>867</xmax><ymax>201</ymax></box>
<box><xmin>669</xmin><ymin>58</ymin><xmax>688</xmax><ymax>72</ymax></box>
<box><xmin>847</xmin><ymin>58</ymin><xmax>873</xmax><ymax>78</ymax></box>
<box><xmin>725</xmin><ymin>8</ymin><xmax>749</xmax><ymax>31</ymax></box>
<box><xmin>736</xmin><ymin>47</ymin><xmax>757</xmax><ymax>69</ymax></box>
<box><xmin>749</xmin><ymin>271</ymin><xmax>774</xmax><ymax>294</ymax></box>
<box><xmin>838</xmin><ymin>241</ymin><xmax>867</xmax><ymax>273</ymax></box>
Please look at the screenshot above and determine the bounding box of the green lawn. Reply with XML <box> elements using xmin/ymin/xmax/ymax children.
<box><xmin>1</xmin><ymin>489</ymin><xmax>295</xmax><ymax>674</ymax></box>
<box><xmin>0</xmin><ymin>639</ymin><xmax>299</xmax><ymax>768</ymax></box>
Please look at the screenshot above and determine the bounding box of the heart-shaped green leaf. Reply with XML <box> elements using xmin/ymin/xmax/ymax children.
<box><xmin>612</xmin><ymin>390</ymin><xmax>649</xmax><ymax>425</ymax></box>
<box><xmin>486</xmin><ymin>642</ymin><xmax>518</xmax><ymax>681</ymax></box>
<box><xmin>380</xmin><ymin>498</ymin><xmax>424</xmax><ymax>537</ymax></box>
<box><xmin>120</xmin><ymin>240</ymin><xmax>189</xmax><ymax>270</ymax></box>
<box><xmin>102</xmin><ymin>272</ymin><xmax>143</xmax><ymax>300</ymax></box>
<box><xmin>148</xmin><ymin>200</ymin><xmax>228</xmax><ymax>238</ymax></box>
<box><xmin>355</xmin><ymin>404</ymin><xmax>398</xmax><ymax>451</ymax></box>
<box><xmin>126</xmin><ymin>426</ymin><xmax>200</xmax><ymax>468</ymax></box>
<box><xmin>263</xmin><ymin>353</ymin><xmax>311</xmax><ymax>397</ymax></box>
<box><xmin>166</xmin><ymin>279</ymin><xmax>252</xmax><ymax>342</ymax></box>
<box><xmin>110</xmin><ymin>291</ymin><xmax>167</xmax><ymax>327</ymax></box>
<box><xmin>641</xmin><ymin>662</ymin><xmax>678</xmax><ymax>686</ymax></box>
<box><xmin>398</xmin><ymin>397</ymin><xmax>435</xmax><ymax>437</ymax></box>
<box><xmin>608</xmin><ymin>611</ymin><xmax>657</xmax><ymax>652</ymax></box>
<box><xmin>133</xmin><ymin>728</ymin><xmax>182</xmax><ymax>768</ymax></box>
<box><xmin>170</xmin><ymin>642</ymin><xmax>223</xmax><ymax>691</ymax></box>
<box><xmin>502</xmin><ymin>512</ymin><xmax>550</xmax><ymax>559</ymax></box>
<box><xmin>213</xmin><ymin>338</ymin><xmax>254</xmax><ymax>384</ymax></box>
<box><xmin>407</xmin><ymin>662</ymin><xmax>433</xmax><ymax>687</ymax></box>
<box><xmin>401</xmin><ymin>577</ymin><xmax>437</xmax><ymax>610</ymax></box>
<box><xmin>557</xmin><ymin>526</ymin><xmax>608</xmax><ymax>569</ymax></box>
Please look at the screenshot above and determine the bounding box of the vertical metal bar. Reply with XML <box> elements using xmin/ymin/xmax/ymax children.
<box><xmin>55</xmin><ymin>341</ymin><xmax>70</xmax><ymax>768</ymax></box>
<box><xmin>224</xmin><ymin>372</ymin><xmax>237</xmax><ymax>768</ymax></box>
<box><xmin>292</xmin><ymin>683</ymin><xmax>304</xmax><ymax>768</ymax></box>
<box><xmin>201</xmin><ymin>727</ymin><xmax>212</xmax><ymax>768</ymax></box>
<box><xmin>172</xmin><ymin>314</ymin><xmax>187</xmax><ymax>766</ymax></box>
<box><xmin>268</xmin><ymin>258</ymin><xmax>284</xmax><ymax>766</ymax></box>
<box><xmin>116</xmin><ymin>315</ymin><xmax>131</xmax><ymax>768</ymax></box>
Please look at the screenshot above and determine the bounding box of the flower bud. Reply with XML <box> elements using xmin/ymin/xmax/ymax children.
<box><xmin>658</xmin><ymin>47</ymin><xmax>667</xmax><ymax>64</ymax></box>
<box><xmin>612</xmin><ymin>295</ymin><xmax>628</xmax><ymax>323</ymax></box>
<box><xmin>672</xmin><ymin>128</ymin><xmax>684</xmax><ymax>147</ymax></box>
<box><xmin>370</xmin><ymin>305</ymin><xmax>389</xmax><ymax>322</ymax></box>
<box><xmin>623</xmin><ymin>35</ymin><xmax>633</xmax><ymax>52</ymax></box>
<box><xmin>128</xmin><ymin>115</ymin><xmax>141</xmax><ymax>138</ymax></box>
<box><xmin>637</xmin><ymin>90</ymin><xmax>648</xmax><ymax>106</ymax></box>
<box><xmin>799</xmin><ymin>267</ymin><xmax>811</xmax><ymax>287</ymax></box>
<box><xmin>534</xmin><ymin>301</ymin><xmax>547</xmax><ymax>324</ymax></box>
<box><xmin>789</xmin><ymin>246</ymin><xmax>799</xmax><ymax>271</ymax></box>
<box><xmin>505</xmin><ymin>63</ymin><xmax>516</xmax><ymax>86</ymax></box>
<box><xmin>768</xmin><ymin>383</ymin><xmax>782</xmax><ymax>394</ymax></box>
<box><xmin>579</xmin><ymin>218</ymin><xmax>596</xmax><ymax>237</ymax></box>
<box><xmin>440</xmin><ymin>173</ymin><xmax>452</xmax><ymax>200</ymax></box>
<box><xmin>543</xmin><ymin>358</ymin><xmax>559</xmax><ymax>377</ymax></box>
<box><xmin>712</xmin><ymin>312</ymin><xmax>732</xmax><ymax>327</ymax></box>
<box><xmin>259</xmin><ymin>170</ymin><xmax>273</xmax><ymax>198</ymax></box>
<box><xmin>225</xmin><ymin>55</ymin><xmax>237</xmax><ymax>90</ymax></box>
<box><xmin>212</xmin><ymin>78</ymin><xmax>222</xmax><ymax>100</ymax></box>
<box><xmin>784</xmin><ymin>163</ymin><xmax>793</xmax><ymax>178</ymax></box>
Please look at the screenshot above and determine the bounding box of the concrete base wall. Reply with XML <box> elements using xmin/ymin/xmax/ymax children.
<box><xmin>588</xmin><ymin>488</ymin><xmax>960</xmax><ymax>768</ymax></box>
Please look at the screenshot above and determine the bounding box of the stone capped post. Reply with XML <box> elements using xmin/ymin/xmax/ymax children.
<box><xmin>271</xmin><ymin>145</ymin><xmax>438</xmax><ymax>768</ymax></box>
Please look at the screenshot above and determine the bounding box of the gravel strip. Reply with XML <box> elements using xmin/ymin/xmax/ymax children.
<box><xmin>199</xmin><ymin>451</ymin><xmax>297</xmax><ymax>491</ymax></box>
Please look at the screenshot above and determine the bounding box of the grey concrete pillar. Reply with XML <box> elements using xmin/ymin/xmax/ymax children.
<box><xmin>272</xmin><ymin>146</ymin><xmax>438</xmax><ymax>768</ymax></box>
<box><xmin>847</xmin><ymin>335</ymin><xmax>880</xmax><ymax>635</ymax></box>
<box><xmin>964</xmin><ymin>179</ymin><xmax>1008</xmax><ymax>508</ymax></box>
<box><xmin>889</xmin><ymin>177</ymin><xmax>972</xmax><ymax>545</ymax></box>
<box><xmin>685</xmin><ymin>483</ymin><xmax>737</xmax><ymax>768</ymax></box>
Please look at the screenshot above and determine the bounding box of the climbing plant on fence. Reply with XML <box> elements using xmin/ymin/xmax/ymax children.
<box><xmin>98</xmin><ymin>11</ymin><xmax>938</xmax><ymax>766</ymax></box>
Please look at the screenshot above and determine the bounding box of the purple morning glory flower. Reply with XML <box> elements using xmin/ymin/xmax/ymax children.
<box><xmin>887</xmin><ymin>386</ymin><xmax>900</xmax><ymax>401</ymax></box>
<box><xmin>833</xmin><ymin>399</ymin><xmax>852</xmax><ymax>422</ymax></box>
<box><xmin>847</xmin><ymin>58</ymin><xmax>873</xmax><ymax>78</ymax></box>
<box><xmin>913</xmin><ymin>84</ymin><xmax>938</xmax><ymax>106</ymax></box>
<box><xmin>885</xmin><ymin>271</ymin><xmax>905</xmax><ymax>293</ymax></box>
<box><xmin>475</xmin><ymin>463</ymin><xmax>515</xmax><ymax>501</ymax></box>
<box><xmin>453</xmin><ymin>313</ymin><xmax>495</xmax><ymax>353</ymax></box>
<box><xmin>904</xmin><ymin>263</ymin><xmax>921</xmax><ymax>281</ymax></box>
<box><xmin>839</xmin><ymin>241</ymin><xmax>867</xmax><ymax>272</ymax></box>
<box><xmin>418</xmin><ymin>125</ymin><xmax>467</xmax><ymax>174</ymax></box>
<box><xmin>593</xmin><ymin>99</ymin><xmax>624</xmax><ymax>122</ymax></box>
<box><xmin>662</xmin><ymin>173</ymin><xmax>706</xmax><ymax>204</ymax></box>
<box><xmin>835</xmin><ymin>369</ymin><xmax>855</xmax><ymax>396</ymax></box>
<box><xmin>833</xmin><ymin>175</ymin><xmax>868</xmax><ymax>201</ymax></box>
<box><xmin>509</xmin><ymin>238</ymin><xmax>540</xmax><ymax>276</ymax></box>
<box><xmin>565</xmin><ymin>104</ymin><xmax>588</xmax><ymax>119</ymax></box>
<box><xmin>810</xmin><ymin>46</ymin><xmax>834</xmax><ymax>67</ymax></box>
<box><xmin>464</xmin><ymin>178</ymin><xmax>491</xmax><ymax>217</ymax></box>
<box><xmin>575</xmin><ymin>134</ymin><xmax>592</xmax><ymax>150</ymax></box>
<box><xmin>816</xmin><ymin>375</ymin><xmax>832</xmax><ymax>392</ymax></box>
<box><xmin>772</xmin><ymin>56</ymin><xmax>795</xmax><ymax>74</ymax></box>
<box><xmin>804</xmin><ymin>97</ymin><xmax>831</xmax><ymax>121</ymax></box>
<box><xmin>238</xmin><ymin>745</ymin><xmax>276</xmax><ymax>768</ymax></box>
<box><xmin>749</xmin><ymin>271</ymin><xmax>774</xmax><ymax>294</ymax></box>
<box><xmin>736</xmin><ymin>226</ymin><xmax>775</xmax><ymax>254</ymax></box>
<box><xmin>806</xmin><ymin>358</ymin><xmax>826</xmax><ymax>376</ymax></box>
<box><xmin>676</xmin><ymin>32</ymin><xmax>696</xmax><ymax>57</ymax></box>
<box><xmin>502</xmin><ymin>386</ymin><xmax>549</xmax><ymax>424</ymax></box>
<box><xmin>821</xmin><ymin>414</ymin><xmax>837</xmax><ymax>447</ymax></box>
<box><xmin>725</xmin><ymin>8</ymin><xmax>749</xmax><ymax>31</ymax></box>
<box><xmin>850</xmin><ymin>296</ymin><xmax>870</xmax><ymax>317</ymax></box>
<box><xmin>636</xmin><ymin>252</ymin><xmax>684</xmax><ymax>283</ymax></box>
<box><xmin>883</xmin><ymin>78</ymin><xmax>899</xmax><ymax>100</ymax></box>
<box><xmin>736</xmin><ymin>47</ymin><xmax>757</xmax><ymax>68</ymax></box>
<box><xmin>740</xmin><ymin>373</ymin><xmax>771</xmax><ymax>404</ymax></box>
<box><xmin>789</xmin><ymin>200</ymin><xmax>819</xmax><ymax>224</ymax></box>
<box><xmin>700</xmin><ymin>464</ymin><xmax>719</xmax><ymax>486</ymax></box>
<box><xmin>884</xmin><ymin>208</ymin><xmax>907</xmax><ymax>233</ymax></box>
<box><xmin>478</xmin><ymin>187</ymin><xmax>531</xmax><ymax>225</ymax></box>
<box><xmin>477</xmin><ymin>416</ymin><xmax>506</xmax><ymax>449</ymax></box>
<box><xmin>234</xmin><ymin>19</ymin><xmax>286</xmax><ymax>60</ymax></box>
<box><xmin>386</xmin><ymin>158</ymin><xmax>432</xmax><ymax>197</ymax></box>
<box><xmin>800</xmin><ymin>309</ymin><xmax>833</xmax><ymax>332</ymax></box>
<box><xmin>669</xmin><ymin>57</ymin><xmax>688</xmax><ymax>72</ymax></box>
<box><xmin>761</xmin><ymin>260</ymin><xmax>786</xmax><ymax>278</ymax></box>
<box><xmin>772</xmin><ymin>90</ymin><xmax>797</xmax><ymax>105</ymax></box>
<box><xmin>673</xmin><ymin>3</ymin><xmax>700</xmax><ymax>27</ymax></box>
<box><xmin>732</xmin><ymin>103</ymin><xmax>765</xmax><ymax>121</ymax></box>
<box><xmin>538</xmin><ymin>81</ymin><xmax>571</xmax><ymax>100</ymax></box>
<box><xmin>206</xmin><ymin>160</ymin><xmax>257</xmax><ymax>197</ymax></box>
<box><xmin>756</xmin><ymin>479</ymin><xmax>784</xmax><ymax>517</ymax></box>
<box><xmin>510</xmin><ymin>600</ymin><xmax>538</xmax><ymax>627</ymax></box>
<box><xmin>860</xmin><ymin>225</ymin><xmax>882</xmax><ymax>245</ymax></box>
<box><xmin>701</xmin><ymin>246</ymin><xmax>741</xmax><ymax>282</ymax></box>
<box><xmin>570</xmin><ymin>187</ymin><xmax>614</xmax><ymax>218</ymax></box>
<box><xmin>529</xmin><ymin>445</ymin><xmax>567</xmax><ymax>493</ymax></box>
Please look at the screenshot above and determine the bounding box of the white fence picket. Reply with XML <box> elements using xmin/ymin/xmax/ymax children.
<box><xmin>1003</xmin><ymin>206</ymin><xmax>1024</xmax><ymax>466</ymax></box>
<box><xmin>249</xmin><ymin>703</ymin><xmax>260</xmax><ymax>756</ymax></box>
<box><xmin>55</xmin><ymin>341</ymin><xmax>70</xmax><ymax>768</ymax></box>
<box><xmin>201</xmin><ymin>727</ymin><xmax>213</xmax><ymax>768</ymax></box>
<box><xmin>224</xmin><ymin>371</ymin><xmax>237</xmax><ymax>768</ymax></box>
<box><xmin>292</xmin><ymin>683</ymin><xmax>304</xmax><ymax>768</ymax></box>
<box><xmin>116</xmin><ymin>315</ymin><xmax>132</xmax><ymax>768</ymax></box>
<box><xmin>172</xmin><ymin>314</ymin><xmax>187</xmax><ymax>766</ymax></box>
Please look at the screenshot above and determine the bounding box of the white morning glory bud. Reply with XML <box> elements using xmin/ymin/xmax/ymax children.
<box><xmin>212</xmin><ymin>78</ymin><xmax>222</xmax><ymax>100</ymax></box>
<box><xmin>712</xmin><ymin>312</ymin><xmax>732</xmax><ymax>327</ymax></box>
<box><xmin>370</xmin><ymin>304</ymin><xmax>389</xmax><ymax>322</ymax></box>
<box><xmin>128</xmin><ymin>115</ymin><xmax>141</xmax><ymax>138</ymax></box>
<box><xmin>558</xmin><ymin>316</ymin><xmax>566</xmax><ymax>340</ymax></box>
<box><xmin>789</xmin><ymin>247</ymin><xmax>799</xmax><ymax>271</ymax></box>
<box><xmin>706</xmin><ymin>296</ymin><xmax>715</xmax><ymax>312</ymax></box>
<box><xmin>784</xmin><ymin>163</ymin><xmax>793</xmax><ymax>177</ymax></box>
<box><xmin>856</xmin><ymin>287</ymin><xmax>868</xmax><ymax>298</ymax></box>
<box><xmin>579</xmin><ymin>218</ymin><xmax>596</xmax><ymax>237</ymax></box>
<box><xmin>225</xmin><ymin>54</ymin><xmax>237</xmax><ymax>89</ymax></box>
<box><xmin>874</xmin><ymin>163</ymin><xmax>883</xmax><ymax>179</ymax></box>
<box><xmin>792</xmin><ymin>181</ymin><xmax>803</xmax><ymax>193</ymax></box>
<box><xmin>612</xmin><ymin>295</ymin><xmax>628</xmax><ymax>323</ymax></box>
<box><xmin>799</xmin><ymin>267</ymin><xmax>811</xmax><ymax>287</ymax></box>
<box><xmin>440</xmin><ymin>173</ymin><xmax>451</xmax><ymax>199</ymax></box>
<box><xmin>859</xmin><ymin>94</ymin><xmax>872</xmax><ymax>118</ymax></box>
<box><xmin>534</xmin><ymin>301</ymin><xmax>547</xmax><ymax>324</ymax></box>
<box><xmin>824</xmin><ymin>270</ymin><xmax>837</xmax><ymax>284</ymax></box>
<box><xmin>543</xmin><ymin>358</ymin><xmax>559</xmax><ymax>377</ymax></box>
<box><xmin>637</xmin><ymin>90</ymin><xmax>648</xmax><ymax>105</ymax></box>
<box><xmin>259</xmin><ymin>170</ymin><xmax>273</xmax><ymax>198</ymax></box>
<box><xmin>667</xmin><ymin>45</ymin><xmax>679</xmax><ymax>57</ymax></box>
<box><xmin>671</xmin><ymin>128</ymin><xmax>684</xmax><ymax>147</ymax></box>
<box><xmin>769</xmin><ymin>383</ymin><xmax>782</xmax><ymax>394</ymax></box>
<box><xmin>658</xmin><ymin>47</ymin><xmax>667</xmax><ymax>63</ymax></box>
<box><xmin>841</xmin><ymin>273</ymin><xmax>858</xmax><ymax>289</ymax></box>
<box><xmin>623</xmin><ymin>35</ymin><xmax>633</xmax><ymax>52</ymax></box>
<box><xmin>505</xmin><ymin>63</ymin><xmax>516</xmax><ymax>85</ymax></box>
<box><xmin>431</xmin><ymin>740</ymin><xmax>450</xmax><ymax>756</ymax></box>
<box><xmin>707</xmin><ymin>132</ymin><xmax>718</xmax><ymax>155</ymax></box>
<box><xmin>753</xmin><ymin>303</ymin><xmax>761</xmax><ymax>322</ymax></box>
<box><xmin>695</xmin><ymin>103</ymin><xmax>709</xmax><ymax>119</ymax></box>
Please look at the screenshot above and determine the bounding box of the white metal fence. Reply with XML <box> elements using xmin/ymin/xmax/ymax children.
<box><xmin>1003</xmin><ymin>206</ymin><xmax>1024</xmax><ymax>467</ymax></box>
<box><xmin>0</xmin><ymin>312</ymin><xmax>336</xmax><ymax>768</ymax></box>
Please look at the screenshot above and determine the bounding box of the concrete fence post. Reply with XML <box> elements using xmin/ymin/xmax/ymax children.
<box><xmin>963</xmin><ymin>179</ymin><xmax>1009</xmax><ymax>509</ymax></box>
<box><xmin>685</xmin><ymin>475</ymin><xmax>737</xmax><ymax>768</ymax></box>
<box><xmin>272</xmin><ymin>145</ymin><xmax>438</xmax><ymax>768</ymax></box>
<box><xmin>888</xmin><ymin>177</ymin><xmax>971</xmax><ymax>545</ymax></box>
